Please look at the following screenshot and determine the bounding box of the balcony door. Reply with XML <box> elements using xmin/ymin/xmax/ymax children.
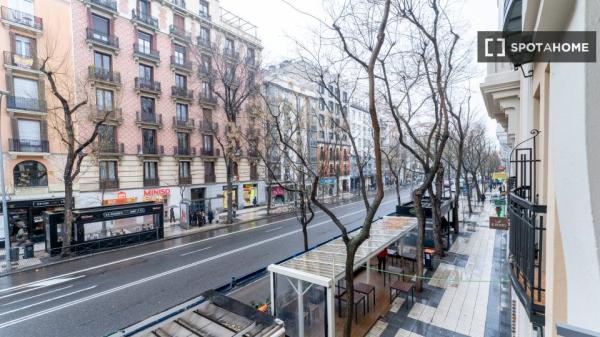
<box><xmin>175</xmin><ymin>74</ymin><xmax>186</xmax><ymax>89</ymax></box>
<box><xmin>9</xmin><ymin>0</ymin><xmax>33</xmax><ymax>15</ymax></box>
<box><xmin>203</xmin><ymin>135</ymin><xmax>213</xmax><ymax>152</ymax></box>
<box><xmin>13</xmin><ymin>77</ymin><xmax>39</xmax><ymax>110</ymax></box>
<box><xmin>137</xmin><ymin>31</ymin><xmax>152</xmax><ymax>54</ymax></box>
<box><xmin>98</xmin><ymin>125</ymin><xmax>116</xmax><ymax>151</ymax></box>
<box><xmin>17</xmin><ymin>119</ymin><xmax>41</xmax><ymax>152</ymax></box>
<box><xmin>99</xmin><ymin>161</ymin><xmax>117</xmax><ymax>181</ymax></box>
<box><xmin>174</xmin><ymin>44</ymin><xmax>185</xmax><ymax>64</ymax></box>
<box><xmin>173</xmin><ymin>13</ymin><xmax>184</xmax><ymax>30</ymax></box>
<box><xmin>138</xmin><ymin>0</ymin><xmax>150</xmax><ymax>17</ymax></box>
<box><xmin>139</xmin><ymin>63</ymin><xmax>153</xmax><ymax>82</ymax></box>
<box><xmin>91</xmin><ymin>14</ymin><xmax>110</xmax><ymax>42</ymax></box>
<box><xmin>94</xmin><ymin>51</ymin><xmax>111</xmax><ymax>72</ymax></box>
<box><xmin>142</xmin><ymin>129</ymin><xmax>156</xmax><ymax>153</ymax></box>
<box><xmin>96</xmin><ymin>88</ymin><xmax>114</xmax><ymax>112</ymax></box>
<box><xmin>176</xmin><ymin>103</ymin><xmax>188</xmax><ymax>122</ymax></box>
<box><xmin>14</xmin><ymin>34</ymin><xmax>33</xmax><ymax>58</ymax></box>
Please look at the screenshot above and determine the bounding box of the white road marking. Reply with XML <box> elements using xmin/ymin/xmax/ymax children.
<box><xmin>0</xmin><ymin>201</ymin><xmax>396</xmax><ymax>329</ymax></box>
<box><xmin>265</xmin><ymin>226</ymin><xmax>283</xmax><ymax>233</ymax></box>
<box><xmin>179</xmin><ymin>246</ymin><xmax>212</xmax><ymax>257</ymax></box>
<box><xmin>0</xmin><ymin>197</ymin><xmax>395</xmax><ymax>295</ymax></box>
<box><xmin>0</xmin><ymin>286</ymin><xmax>96</xmax><ymax>317</ymax></box>
<box><xmin>0</xmin><ymin>275</ymin><xmax>86</xmax><ymax>300</ymax></box>
<box><xmin>2</xmin><ymin>286</ymin><xmax>73</xmax><ymax>306</ymax></box>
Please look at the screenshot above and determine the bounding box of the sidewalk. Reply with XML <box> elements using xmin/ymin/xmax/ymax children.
<box><xmin>366</xmin><ymin>191</ymin><xmax>511</xmax><ymax>337</ymax></box>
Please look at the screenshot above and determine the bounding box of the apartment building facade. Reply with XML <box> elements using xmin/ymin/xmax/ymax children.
<box><xmin>480</xmin><ymin>0</ymin><xmax>600</xmax><ymax>336</ymax></box>
<box><xmin>0</xmin><ymin>0</ymin><xmax>75</xmax><ymax>243</ymax></box>
<box><xmin>71</xmin><ymin>0</ymin><xmax>265</xmax><ymax>216</ymax></box>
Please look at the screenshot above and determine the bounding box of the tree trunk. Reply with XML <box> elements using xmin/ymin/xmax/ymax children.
<box><xmin>395</xmin><ymin>175</ymin><xmax>402</xmax><ymax>206</ymax></box>
<box><xmin>412</xmin><ymin>188</ymin><xmax>425</xmax><ymax>292</ymax></box>
<box><xmin>464</xmin><ymin>170</ymin><xmax>473</xmax><ymax>214</ymax></box>
<box><xmin>61</xmin><ymin>182</ymin><xmax>74</xmax><ymax>257</ymax></box>
<box><xmin>226</xmin><ymin>158</ymin><xmax>234</xmax><ymax>224</ymax></box>
<box><xmin>472</xmin><ymin>171</ymin><xmax>482</xmax><ymax>202</ymax></box>
<box><xmin>429</xmin><ymin>167</ymin><xmax>445</xmax><ymax>257</ymax></box>
<box><xmin>452</xmin><ymin>140</ymin><xmax>464</xmax><ymax>233</ymax></box>
<box><xmin>342</xmin><ymin>244</ymin><xmax>357</xmax><ymax>337</ymax></box>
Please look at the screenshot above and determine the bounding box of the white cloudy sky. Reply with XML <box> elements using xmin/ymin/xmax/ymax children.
<box><xmin>220</xmin><ymin>0</ymin><xmax>500</xmax><ymax>133</ymax></box>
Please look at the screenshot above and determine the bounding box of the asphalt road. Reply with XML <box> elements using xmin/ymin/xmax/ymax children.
<box><xmin>0</xmin><ymin>188</ymin><xmax>412</xmax><ymax>337</ymax></box>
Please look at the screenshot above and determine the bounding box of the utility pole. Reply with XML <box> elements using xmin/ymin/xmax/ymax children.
<box><xmin>0</xmin><ymin>90</ymin><xmax>11</xmax><ymax>272</ymax></box>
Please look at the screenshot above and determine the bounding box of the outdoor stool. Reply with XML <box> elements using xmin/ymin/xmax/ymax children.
<box><xmin>389</xmin><ymin>280</ymin><xmax>415</xmax><ymax>308</ymax></box>
<box><xmin>384</xmin><ymin>266</ymin><xmax>404</xmax><ymax>286</ymax></box>
<box><xmin>354</xmin><ymin>282</ymin><xmax>375</xmax><ymax>312</ymax></box>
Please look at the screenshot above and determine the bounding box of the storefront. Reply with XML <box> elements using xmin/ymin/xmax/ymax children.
<box><xmin>44</xmin><ymin>202</ymin><xmax>164</xmax><ymax>256</ymax></box>
<box><xmin>271</xmin><ymin>185</ymin><xmax>286</xmax><ymax>204</ymax></box>
<box><xmin>242</xmin><ymin>183</ymin><xmax>258</xmax><ymax>208</ymax></box>
<box><xmin>222</xmin><ymin>185</ymin><xmax>238</xmax><ymax>209</ymax></box>
<box><xmin>319</xmin><ymin>177</ymin><xmax>336</xmax><ymax>196</ymax></box>
<box><xmin>0</xmin><ymin>197</ymin><xmax>66</xmax><ymax>246</ymax></box>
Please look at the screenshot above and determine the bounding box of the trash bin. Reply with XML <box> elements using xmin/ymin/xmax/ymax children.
<box><xmin>10</xmin><ymin>247</ymin><xmax>19</xmax><ymax>262</ymax></box>
<box><xmin>24</xmin><ymin>243</ymin><xmax>34</xmax><ymax>259</ymax></box>
<box><xmin>423</xmin><ymin>248</ymin><xmax>434</xmax><ymax>270</ymax></box>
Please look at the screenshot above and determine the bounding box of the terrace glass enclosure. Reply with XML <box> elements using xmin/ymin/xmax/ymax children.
<box><xmin>267</xmin><ymin>216</ymin><xmax>418</xmax><ymax>337</ymax></box>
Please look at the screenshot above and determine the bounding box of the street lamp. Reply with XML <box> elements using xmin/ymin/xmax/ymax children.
<box><xmin>0</xmin><ymin>90</ymin><xmax>11</xmax><ymax>272</ymax></box>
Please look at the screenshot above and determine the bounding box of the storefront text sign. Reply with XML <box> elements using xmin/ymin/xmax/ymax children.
<box><xmin>489</xmin><ymin>216</ymin><xmax>509</xmax><ymax>230</ymax></box>
<box><xmin>144</xmin><ymin>188</ymin><xmax>171</xmax><ymax>196</ymax></box>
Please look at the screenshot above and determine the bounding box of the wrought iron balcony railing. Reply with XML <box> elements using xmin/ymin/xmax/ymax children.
<box><xmin>133</xmin><ymin>43</ymin><xmax>160</xmax><ymax>61</ymax></box>
<box><xmin>198</xmin><ymin>121</ymin><xmax>218</xmax><ymax>132</ymax></box>
<box><xmin>1</xmin><ymin>6</ymin><xmax>43</xmax><ymax>31</ymax></box>
<box><xmin>201</xmin><ymin>148</ymin><xmax>220</xmax><ymax>157</ymax></box>
<box><xmin>92</xmin><ymin>108</ymin><xmax>123</xmax><ymax>123</ymax></box>
<box><xmin>168</xmin><ymin>0</ymin><xmax>186</xmax><ymax>9</ymax></box>
<box><xmin>6</xmin><ymin>95</ymin><xmax>46</xmax><ymax>113</ymax></box>
<box><xmin>170</xmin><ymin>56</ymin><xmax>192</xmax><ymax>71</ymax></box>
<box><xmin>136</xmin><ymin>111</ymin><xmax>163</xmax><ymax>128</ymax></box>
<box><xmin>3</xmin><ymin>51</ymin><xmax>39</xmax><ymax>70</ymax></box>
<box><xmin>173</xmin><ymin>146</ymin><xmax>191</xmax><ymax>156</ymax></box>
<box><xmin>169</xmin><ymin>25</ymin><xmax>192</xmax><ymax>42</ymax></box>
<box><xmin>86</xmin><ymin>28</ymin><xmax>119</xmax><ymax>49</ymax></box>
<box><xmin>87</xmin><ymin>0</ymin><xmax>117</xmax><ymax>12</ymax></box>
<box><xmin>171</xmin><ymin>86</ymin><xmax>194</xmax><ymax>100</ymax></box>
<box><xmin>179</xmin><ymin>176</ymin><xmax>192</xmax><ymax>185</ymax></box>
<box><xmin>135</xmin><ymin>77</ymin><xmax>161</xmax><ymax>93</ymax></box>
<box><xmin>89</xmin><ymin>66</ymin><xmax>121</xmax><ymax>85</ymax></box>
<box><xmin>131</xmin><ymin>9</ymin><xmax>158</xmax><ymax>29</ymax></box>
<box><xmin>172</xmin><ymin>116</ymin><xmax>194</xmax><ymax>129</ymax></box>
<box><xmin>199</xmin><ymin>93</ymin><xmax>217</xmax><ymax>105</ymax></box>
<box><xmin>204</xmin><ymin>173</ymin><xmax>216</xmax><ymax>183</ymax></box>
<box><xmin>9</xmin><ymin>138</ymin><xmax>49</xmax><ymax>153</ymax></box>
<box><xmin>97</xmin><ymin>142</ymin><xmax>123</xmax><ymax>154</ymax></box>
<box><xmin>143</xmin><ymin>177</ymin><xmax>160</xmax><ymax>187</ymax></box>
<box><xmin>99</xmin><ymin>178</ymin><xmax>119</xmax><ymax>189</ymax></box>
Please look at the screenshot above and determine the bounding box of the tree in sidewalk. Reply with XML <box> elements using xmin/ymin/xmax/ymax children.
<box><xmin>380</xmin><ymin>0</ymin><xmax>465</xmax><ymax>291</ymax></box>
<box><xmin>382</xmin><ymin>136</ymin><xmax>409</xmax><ymax>207</ymax></box>
<box><xmin>463</xmin><ymin>123</ymin><xmax>491</xmax><ymax>206</ymax></box>
<box><xmin>190</xmin><ymin>38</ymin><xmax>261</xmax><ymax>224</ymax></box>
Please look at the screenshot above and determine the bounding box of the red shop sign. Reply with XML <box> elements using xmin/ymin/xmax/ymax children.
<box><xmin>144</xmin><ymin>188</ymin><xmax>171</xmax><ymax>197</ymax></box>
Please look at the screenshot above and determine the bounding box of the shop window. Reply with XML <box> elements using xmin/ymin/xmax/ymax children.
<box><xmin>83</xmin><ymin>214</ymin><xmax>158</xmax><ymax>241</ymax></box>
<box><xmin>13</xmin><ymin>160</ymin><xmax>47</xmax><ymax>187</ymax></box>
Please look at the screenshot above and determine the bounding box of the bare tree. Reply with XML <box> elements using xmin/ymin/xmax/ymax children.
<box><xmin>382</xmin><ymin>137</ymin><xmax>408</xmax><ymax>206</ymax></box>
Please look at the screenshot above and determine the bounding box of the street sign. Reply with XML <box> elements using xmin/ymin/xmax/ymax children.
<box><xmin>489</xmin><ymin>216</ymin><xmax>508</xmax><ymax>230</ymax></box>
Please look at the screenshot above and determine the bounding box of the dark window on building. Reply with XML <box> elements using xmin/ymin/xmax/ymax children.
<box><xmin>139</xmin><ymin>63</ymin><xmax>153</xmax><ymax>81</ymax></box>
<box><xmin>94</xmin><ymin>51</ymin><xmax>111</xmax><ymax>71</ymax></box>
<box><xmin>96</xmin><ymin>88</ymin><xmax>114</xmax><ymax>111</ymax></box>
<box><xmin>138</xmin><ymin>0</ymin><xmax>150</xmax><ymax>16</ymax></box>
<box><xmin>199</xmin><ymin>0</ymin><xmax>209</xmax><ymax>18</ymax></box>
<box><xmin>137</xmin><ymin>31</ymin><xmax>152</xmax><ymax>53</ymax></box>
<box><xmin>91</xmin><ymin>14</ymin><xmax>110</xmax><ymax>39</ymax></box>
<box><xmin>141</xmin><ymin>96</ymin><xmax>155</xmax><ymax>115</ymax></box>
<box><xmin>98</xmin><ymin>125</ymin><xmax>115</xmax><ymax>148</ymax></box>
<box><xmin>177</xmin><ymin>132</ymin><xmax>189</xmax><ymax>150</ymax></box>
<box><xmin>174</xmin><ymin>44</ymin><xmax>186</xmax><ymax>64</ymax></box>
<box><xmin>179</xmin><ymin>161</ymin><xmax>190</xmax><ymax>178</ymax></box>
<box><xmin>99</xmin><ymin>161</ymin><xmax>117</xmax><ymax>180</ymax></box>
<box><xmin>176</xmin><ymin>103</ymin><xmax>188</xmax><ymax>122</ymax></box>
<box><xmin>142</xmin><ymin>129</ymin><xmax>156</xmax><ymax>153</ymax></box>
<box><xmin>13</xmin><ymin>161</ymin><xmax>47</xmax><ymax>187</ymax></box>
<box><xmin>175</xmin><ymin>73</ymin><xmax>187</xmax><ymax>89</ymax></box>
<box><xmin>144</xmin><ymin>161</ymin><xmax>158</xmax><ymax>179</ymax></box>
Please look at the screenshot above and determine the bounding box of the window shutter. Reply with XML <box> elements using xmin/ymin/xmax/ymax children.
<box><xmin>37</xmin><ymin>77</ymin><xmax>45</xmax><ymax>103</ymax></box>
<box><xmin>31</xmin><ymin>37</ymin><xmax>37</xmax><ymax>59</ymax></box>
<box><xmin>10</xmin><ymin>116</ymin><xmax>19</xmax><ymax>139</ymax></box>
<box><xmin>5</xmin><ymin>74</ymin><xmax>13</xmax><ymax>93</ymax></box>
<box><xmin>9</xmin><ymin>32</ymin><xmax>16</xmax><ymax>54</ymax></box>
<box><xmin>40</xmin><ymin>118</ymin><xmax>48</xmax><ymax>140</ymax></box>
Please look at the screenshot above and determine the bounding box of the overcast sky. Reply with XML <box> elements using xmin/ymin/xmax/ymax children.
<box><xmin>219</xmin><ymin>0</ymin><xmax>500</xmax><ymax>134</ymax></box>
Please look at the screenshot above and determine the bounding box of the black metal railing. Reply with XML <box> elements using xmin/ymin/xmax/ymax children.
<box><xmin>199</xmin><ymin>93</ymin><xmax>217</xmax><ymax>105</ymax></box>
<box><xmin>6</xmin><ymin>96</ymin><xmax>46</xmax><ymax>112</ymax></box>
<box><xmin>174</xmin><ymin>146</ymin><xmax>190</xmax><ymax>156</ymax></box>
<box><xmin>88</xmin><ymin>0</ymin><xmax>118</xmax><ymax>11</ymax></box>
<box><xmin>141</xmin><ymin>145</ymin><xmax>158</xmax><ymax>155</ymax></box>
<box><xmin>201</xmin><ymin>148</ymin><xmax>220</xmax><ymax>157</ymax></box>
<box><xmin>173</xmin><ymin>116</ymin><xmax>194</xmax><ymax>128</ymax></box>
<box><xmin>86</xmin><ymin>28</ymin><xmax>119</xmax><ymax>48</ymax></box>
<box><xmin>169</xmin><ymin>25</ymin><xmax>191</xmax><ymax>42</ymax></box>
<box><xmin>1</xmin><ymin>6</ymin><xmax>43</xmax><ymax>30</ymax></box>
<box><xmin>198</xmin><ymin>121</ymin><xmax>217</xmax><ymax>132</ymax></box>
<box><xmin>137</xmin><ymin>111</ymin><xmax>162</xmax><ymax>125</ymax></box>
<box><xmin>204</xmin><ymin>173</ymin><xmax>216</xmax><ymax>183</ymax></box>
<box><xmin>89</xmin><ymin>66</ymin><xmax>121</xmax><ymax>84</ymax></box>
<box><xmin>179</xmin><ymin>176</ymin><xmax>192</xmax><ymax>185</ymax></box>
<box><xmin>247</xmin><ymin>149</ymin><xmax>259</xmax><ymax>158</ymax></box>
<box><xmin>171</xmin><ymin>86</ymin><xmax>194</xmax><ymax>100</ymax></box>
<box><xmin>92</xmin><ymin>108</ymin><xmax>122</xmax><ymax>122</ymax></box>
<box><xmin>170</xmin><ymin>56</ymin><xmax>192</xmax><ymax>71</ymax></box>
<box><xmin>3</xmin><ymin>51</ymin><xmax>39</xmax><ymax>69</ymax></box>
<box><xmin>223</xmin><ymin>48</ymin><xmax>239</xmax><ymax>60</ymax></box>
<box><xmin>99</xmin><ymin>178</ymin><xmax>119</xmax><ymax>189</ymax></box>
<box><xmin>135</xmin><ymin>77</ymin><xmax>161</xmax><ymax>93</ymax></box>
<box><xmin>98</xmin><ymin>142</ymin><xmax>121</xmax><ymax>154</ymax></box>
<box><xmin>9</xmin><ymin>139</ymin><xmax>49</xmax><ymax>153</ymax></box>
<box><xmin>143</xmin><ymin>177</ymin><xmax>160</xmax><ymax>187</ymax></box>
<box><xmin>196</xmin><ymin>37</ymin><xmax>211</xmax><ymax>49</ymax></box>
<box><xmin>133</xmin><ymin>43</ymin><xmax>160</xmax><ymax>60</ymax></box>
<box><xmin>131</xmin><ymin>9</ymin><xmax>158</xmax><ymax>29</ymax></box>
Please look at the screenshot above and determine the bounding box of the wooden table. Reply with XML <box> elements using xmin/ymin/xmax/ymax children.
<box><xmin>389</xmin><ymin>280</ymin><xmax>415</xmax><ymax>308</ymax></box>
<box><xmin>338</xmin><ymin>292</ymin><xmax>366</xmax><ymax>323</ymax></box>
<box><xmin>354</xmin><ymin>282</ymin><xmax>375</xmax><ymax>312</ymax></box>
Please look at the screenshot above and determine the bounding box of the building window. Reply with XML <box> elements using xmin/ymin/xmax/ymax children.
<box><xmin>177</xmin><ymin>132</ymin><xmax>189</xmax><ymax>151</ymax></box>
<box><xmin>14</xmin><ymin>34</ymin><xmax>33</xmax><ymax>57</ymax></box>
<box><xmin>137</xmin><ymin>31</ymin><xmax>153</xmax><ymax>53</ymax></box>
<box><xmin>203</xmin><ymin>108</ymin><xmax>212</xmax><ymax>123</ymax></box>
<box><xmin>13</xmin><ymin>160</ymin><xmax>47</xmax><ymax>187</ymax></box>
<box><xmin>140</xmin><ymin>96</ymin><xmax>155</xmax><ymax>118</ymax></box>
<box><xmin>143</xmin><ymin>161</ymin><xmax>158</xmax><ymax>179</ymax></box>
<box><xmin>174</xmin><ymin>44</ymin><xmax>185</xmax><ymax>64</ymax></box>
<box><xmin>247</xmin><ymin>47</ymin><xmax>255</xmax><ymax>64</ymax></box>
<box><xmin>202</xmin><ymin>81</ymin><xmax>211</xmax><ymax>97</ymax></box>
<box><xmin>99</xmin><ymin>161</ymin><xmax>117</xmax><ymax>181</ymax></box>
<box><xmin>199</xmin><ymin>0</ymin><xmax>209</xmax><ymax>18</ymax></box>
<box><xmin>203</xmin><ymin>134</ymin><xmax>213</xmax><ymax>151</ymax></box>
<box><xmin>175</xmin><ymin>73</ymin><xmax>187</xmax><ymax>89</ymax></box>
<box><xmin>173</xmin><ymin>13</ymin><xmax>184</xmax><ymax>30</ymax></box>
<box><xmin>142</xmin><ymin>128</ymin><xmax>156</xmax><ymax>153</ymax></box>
<box><xmin>225</xmin><ymin>38</ymin><xmax>234</xmax><ymax>54</ymax></box>
<box><xmin>179</xmin><ymin>161</ymin><xmax>190</xmax><ymax>178</ymax></box>
<box><xmin>204</xmin><ymin>161</ymin><xmax>215</xmax><ymax>180</ymax></box>
<box><xmin>96</xmin><ymin>88</ymin><xmax>114</xmax><ymax>111</ymax></box>
<box><xmin>176</xmin><ymin>103</ymin><xmax>188</xmax><ymax>122</ymax></box>
<box><xmin>199</xmin><ymin>26</ymin><xmax>210</xmax><ymax>45</ymax></box>
<box><xmin>91</xmin><ymin>14</ymin><xmax>110</xmax><ymax>41</ymax></box>
<box><xmin>231</xmin><ymin>161</ymin><xmax>238</xmax><ymax>176</ymax></box>
<box><xmin>98</xmin><ymin>125</ymin><xmax>116</xmax><ymax>149</ymax></box>
<box><xmin>201</xmin><ymin>53</ymin><xmax>211</xmax><ymax>73</ymax></box>
<box><xmin>13</xmin><ymin>76</ymin><xmax>38</xmax><ymax>101</ymax></box>
<box><xmin>138</xmin><ymin>63</ymin><xmax>153</xmax><ymax>81</ymax></box>
<box><xmin>138</xmin><ymin>0</ymin><xmax>150</xmax><ymax>16</ymax></box>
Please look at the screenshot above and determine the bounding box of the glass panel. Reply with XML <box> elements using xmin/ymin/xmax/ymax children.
<box><xmin>82</xmin><ymin>213</ymin><xmax>157</xmax><ymax>241</ymax></box>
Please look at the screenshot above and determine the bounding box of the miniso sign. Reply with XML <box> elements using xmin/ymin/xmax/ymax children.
<box><xmin>478</xmin><ymin>31</ymin><xmax>596</xmax><ymax>65</ymax></box>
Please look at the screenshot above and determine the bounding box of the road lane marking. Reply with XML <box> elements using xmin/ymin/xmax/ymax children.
<box><xmin>180</xmin><ymin>246</ymin><xmax>212</xmax><ymax>257</ymax></box>
<box><xmin>265</xmin><ymin>226</ymin><xmax>283</xmax><ymax>233</ymax></box>
<box><xmin>0</xmin><ymin>286</ymin><xmax>96</xmax><ymax>317</ymax></box>
<box><xmin>0</xmin><ymin>197</ymin><xmax>399</xmax><ymax>295</ymax></box>
<box><xmin>0</xmin><ymin>201</ymin><xmax>396</xmax><ymax>329</ymax></box>
<box><xmin>1</xmin><ymin>286</ymin><xmax>73</xmax><ymax>306</ymax></box>
<box><xmin>0</xmin><ymin>275</ymin><xmax>86</xmax><ymax>300</ymax></box>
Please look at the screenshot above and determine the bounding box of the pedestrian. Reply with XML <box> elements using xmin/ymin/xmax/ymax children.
<box><xmin>208</xmin><ymin>209</ymin><xmax>214</xmax><ymax>224</ymax></box>
<box><xmin>169</xmin><ymin>207</ymin><xmax>175</xmax><ymax>223</ymax></box>
<box><xmin>480</xmin><ymin>193</ymin><xmax>486</xmax><ymax>204</ymax></box>
<box><xmin>232</xmin><ymin>202</ymin><xmax>237</xmax><ymax>218</ymax></box>
<box><xmin>253</xmin><ymin>196</ymin><xmax>257</xmax><ymax>207</ymax></box>
<box><xmin>191</xmin><ymin>211</ymin><xmax>197</xmax><ymax>226</ymax></box>
<box><xmin>376</xmin><ymin>248</ymin><xmax>388</xmax><ymax>273</ymax></box>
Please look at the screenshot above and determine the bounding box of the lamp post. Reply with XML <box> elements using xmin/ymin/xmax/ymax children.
<box><xmin>0</xmin><ymin>90</ymin><xmax>11</xmax><ymax>272</ymax></box>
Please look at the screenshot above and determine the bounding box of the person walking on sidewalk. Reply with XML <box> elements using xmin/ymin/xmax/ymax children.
<box><xmin>169</xmin><ymin>207</ymin><xmax>175</xmax><ymax>223</ymax></box>
<box><xmin>207</xmin><ymin>209</ymin><xmax>214</xmax><ymax>224</ymax></box>
<box><xmin>377</xmin><ymin>249</ymin><xmax>388</xmax><ymax>273</ymax></box>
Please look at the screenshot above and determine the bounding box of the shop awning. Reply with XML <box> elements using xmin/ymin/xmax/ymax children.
<box><xmin>268</xmin><ymin>216</ymin><xmax>418</xmax><ymax>286</ymax></box>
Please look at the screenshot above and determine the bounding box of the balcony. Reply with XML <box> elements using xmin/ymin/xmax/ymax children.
<box><xmin>136</xmin><ymin>111</ymin><xmax>163</xmax><ymax>129</ymax></box>
<box><xmin>133</xmin><ymin>43</ymin><xmax>160</xmax><ymax>64</ymax></box>
<box><xmin>198</xmin><ymin>65</ymin><xmax>211</xmax><ymax>79</ymax></box>
<box><xmin>99</xmin><ymin>178</ymin><xmax>119</xmax><ymax>190</ymax></box>
<box><xmin>131</xmin><ymin>9</ymin><xmax>158</xmax><ymax>30</ymax></box>
<box><xmin>223</xmin><ymin>49</ymin><xmax>239</xmax><ymax>61</ymax></box>
<box><xmin>200</xmin><ymin>148</ymin><xmax>220</xmax><ymax>158</ymax></box>
<box><xmin>143</xmin><ymin>177</ymin><xmax>160</xmax><ymax>187</ymax></box>
<box><xmin>138</xmin><ymin>144</ymin><xmax>163</xmax><ymax>157</ymax></box>
<box><xmin>170</xmin><ymin>56</ymin><xmax>192</xmax><ymax>73</ymax></box>
<box><xmin>169</xmin><ymin>25</ymin><xmax>192</xmax><ymax>43</ymax></box>
<box><xmin>172</xmin><ymin>116</ymin><xmax>194</xmax><ymax>131</ymax></box>
<box><xmin>179</xmin><ymin>175</ymin><xmax>192</xmax><ymax>185</ymax></box>
<box><xmin>86</xmin><ymin>28</ymin><xmax>120</xmax><ymax>52</ymax></box>
<box><xmin>199</xmin><ymin>93</ymin><xmax>217</xmax><ymax>106</ymax></box>
<box><xmin>6</xmin><ymin>96</ymin><xmax>46</xmax><ymax>114</ymax></box>
<box><xmin>198</xmin><ymin>121</ymin><xmax>218</xmax><ymax>133</ymax></box>
<box><xmin>88</xmin><ymin>66</ymin><xmax>121</xmax><ymax>87</ymax></box>
<box><xmin>196</xmin><ymin>38</ymin><xmax>212</xmax><ymax>52</ymax></box>
<box><xmin>9</xmin><ymin>139</ymin><xmax>49</xmax><ymax>153</ymax></box>
<box><xmin>164</xmin><ymin>0</ymin><xmax>186</xmax><ymax>12</ymax></box>
<box><xmin>173</xmin><ymin>146</ymin><xmax>193</xmax><ymax>157</ymax></box>
<box><xmin>1</xmin><ymin>6</ymin><xmax>43</xmax><ymax>33</ymax></box>
<box><xmin>3</xmin><ymin>51</ymin><xmax>40</xmax><ymax>74</ymax></box>
<box><xmin>250</xmin><ymin>171</ymin><xmax>259</xmax><ymax>181</ymax></box>
<box><xmin>204</xmin><ymin>173</ymin><xmax>216</xmax><ymax>183</ymax></box>
<box><xmin>135</xmin><ymin>77</ymin><xmax>161</xmax><ymax>95</ymax></box>
<box><xmin>85</xmin><ymin>0</ymin><xmax>118</xmax><ymax>14</ymax></box>
<box><xmin>97</xmin><ymin>142</ymin><xmax>123</xmax><ymax>156</ymax></box>
<box><xmin>171</xmin><ymin>86</ymin><xmax>194</xmax><ymax>101</ymax></box>
<box><xmin>90</xmin><ymin>108</ymin><xmax>123</xmax><ymax>125</ymax></box>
